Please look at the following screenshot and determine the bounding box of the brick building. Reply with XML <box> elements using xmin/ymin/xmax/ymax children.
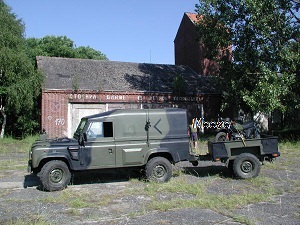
<box><xmin>37</xmin><ymin>56</ymin><xmax>221</xmax><ymax>138</ymax></box>
<box><xmin>174</xmin><ymin>12</ymin><xmax>231</xmax><ymax>76</ymax></box>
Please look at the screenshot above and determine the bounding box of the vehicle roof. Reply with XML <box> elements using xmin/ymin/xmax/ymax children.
<box><xmin>83</xmin><ymin>108</ymin><xmax>186</xmax><ymax>120</ymax></box>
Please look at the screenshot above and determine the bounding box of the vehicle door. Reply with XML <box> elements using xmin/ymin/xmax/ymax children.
<box><xmin>81</xmin><ymin>120</ymin><xmax>115</xmax><ymax>168</ymax></box>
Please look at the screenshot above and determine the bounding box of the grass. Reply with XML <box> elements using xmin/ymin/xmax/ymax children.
<box><xmin>264</xmin><ymin>141</ymin><xmax>300</xmax><ymax>171</ymax></box>
<box><xmin>2</xmin><ymin>216</ymin><xmax>50</xmax><ymax>225</ymax></box>
<box><xmin>0</xmin><ymin>135</ymin><xmax>38</xmax><ymax>172</ymax></box>
<box><xmin>0</xmin><ymin>135</ymin><xmax>38</xmax><ymax>154</ymax></box>
<box><xmin>122</xmin><ymin>175</ymin><xmax>282</xmax><ymax>225</ymax></box>
<box><xmin>135</xmin><ymin>176</ymin><xmax>280</xmax><ymax>212</ymax></box>
<box><xmin>41</xmin><ymin>187</ymin><xmax>124</xmax><ymax>209</ymax></box>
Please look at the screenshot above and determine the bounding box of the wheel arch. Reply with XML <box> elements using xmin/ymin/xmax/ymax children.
<box><xmin>146</xmin><ymin>151</ymin><xmax>174</xmax><ymax>164</ymax></box>
<box><xmin>36</xmin><ymin>156</ymin><xmax>72</xmax><ymax>173</ymax></box>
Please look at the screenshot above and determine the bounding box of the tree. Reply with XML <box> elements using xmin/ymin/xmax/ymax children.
<box><xmin>25</xmin><ymin>35</ymin><xmax>108</xmax><ymax>63</ymax></box>
<box><xmin>195</xmin><ymin>0</ymin><xmax>299</xmax><ymax>116</ymax></box>
<box><xmin>0</xmin><ymin>0</ymin><xmax>42</xmax><ymax>138</ymax></box>
<box><xmin>172</xmin><ymin>74</ymin><xmax>187</xmax><ymax>94</ymax></box>
<box><xmin>75</xmin><ymin>46</ymin><xmax>108</xmax><ymax>60</ymax></box>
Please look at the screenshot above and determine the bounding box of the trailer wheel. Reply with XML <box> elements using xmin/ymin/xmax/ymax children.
<box><xmin>145</xmin><ymin>157</ymin><xmax>172</xmax><ymax>183</ymax></box>
<box><xmin>233</xmin><ymin>153</ymin><xmax>261</xmax><ymax>179</ymax></box>
<box><xmin>38</xmin><ymin>160</ymin><xmax>71</xmax><ymax>191</ymax></box>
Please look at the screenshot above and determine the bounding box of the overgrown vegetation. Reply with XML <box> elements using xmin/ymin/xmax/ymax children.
<box><xmin>0</xmin><ymin>1</ymin><xmax>43</xmax><ymax>138</ymax></box>
<box><xmin>195</xmin><ymin>0</ymin><xmax>299</xmax><ymax>128</ymax></box>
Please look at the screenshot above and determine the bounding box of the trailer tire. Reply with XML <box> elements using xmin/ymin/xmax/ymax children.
<box><xmin>233</xmin><ymin>153</ymin><xmax>261</xmax><ymax>179</ymax></box>
<box><xmin>145</xmin><ymin>157</ymin><xmax>172</xmax><ymax>183</ymax></box>
<box><xmin>38</xmin><ymin>160</ymin><xmax>71</xmax><ymax>191</ymax></box>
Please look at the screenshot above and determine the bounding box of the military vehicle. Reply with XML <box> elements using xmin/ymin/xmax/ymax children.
<box><xmin>28</xmin><ymin>108</ymin><xmax>280</xmax><ymax>191</ymax></box>
<box><xmin>28</xmin><ymin>108</ymin><xmax>190</xmax><ymax>191</ymax></box>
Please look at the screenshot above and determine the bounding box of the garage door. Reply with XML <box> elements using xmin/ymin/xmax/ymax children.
<box><xmin>68</xmin><ymin>104</ymin><xmax>106</xmax><ymax>137</ymax></box>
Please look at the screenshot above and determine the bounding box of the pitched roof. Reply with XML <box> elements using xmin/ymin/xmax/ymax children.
<box><xmin>174</xmin><ymin>12</ymin><xmax>201</xmax><ymax>43</ymax></box>
<box><xmin>36</xmin><ymin>56</ymin><xmax>219</xmax><ymax>94</ymax></box>
<box><xmin>185</xmin><ymin>12</ymin><xmax>199</xmax><ymax>24</ymax></box>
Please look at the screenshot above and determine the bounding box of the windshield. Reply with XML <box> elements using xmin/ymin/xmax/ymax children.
<box><xmin>73</xmin><ymin>118</ymin><xmax>88</xmax><ymax>140</ymax></box>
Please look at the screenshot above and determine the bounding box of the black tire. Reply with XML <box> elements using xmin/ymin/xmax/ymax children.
<box><xmin>233</xmin><ymin>153</ymin><xmax>261</xmax><ymax>179</ymax></box>
<box><xmin>191</xmin><ymin>161</ymin><xmax>199</xmax><ymax>167</ymax></box>
<box><xmin>145</xmin><ymin>157</ymin><xmax>172</xmax><ymax>183</ymax></box>
<box><xmin>215</xmin><ymin>132</ymin><xmax>227</xmax><ymax>142</ymax></box>
<box><xmin>38</xmin><ymin>160</ymin><xmax>71</xmax><ymax>191</ymax></box>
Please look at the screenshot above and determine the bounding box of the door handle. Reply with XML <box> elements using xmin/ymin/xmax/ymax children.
<box><xmin>108</xmin><ymin>149</ymin><xmax>113</xmax><ymax>154</ymax></box>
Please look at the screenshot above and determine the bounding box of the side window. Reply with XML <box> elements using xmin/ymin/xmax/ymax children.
<box><xmin>103</xmin><ymin>122</ymin><xmax>113</xmax><ymax>137</ymax></box>
<box><xmin>87</xmin><ymin>122</ymin><xmax>103</xmax><ymax>138</ymax></box>
<box><xmin>87</xmin><ymin>121</ymin><xmax>113</xmax><ymax>139</ymax></box>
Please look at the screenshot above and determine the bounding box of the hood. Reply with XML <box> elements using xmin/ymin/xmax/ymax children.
<box><xmin>31</xmin><ymin>137</ymin><xmax>78</xmax><ymax>149</ymax></box>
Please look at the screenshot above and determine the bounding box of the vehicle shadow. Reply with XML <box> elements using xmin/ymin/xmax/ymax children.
<box><xmin>23</xmin><ymin>169</ymin><xmax>142</xmax><ymax>191</ymax></box>
<box><xmin>182</xmin><ymin>165</ymin><xmax>233</xmax><ymax>178</ymax></box>
<box><xmin>23</xmin><ymin>166</ymin><xmax>233</xmax><ymax>191</ymax></box>
<box><xmin>23</xmin><ymin>173</ymin><xmax>42</xmax><ymax>189</ymax></box>
<box><xmin>71</xmin><ymin>169</ymin><xmax>142</xmax><ymax>186</ymax></box>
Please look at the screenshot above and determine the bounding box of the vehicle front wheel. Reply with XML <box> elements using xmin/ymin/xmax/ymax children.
<box><xmin>233</xmin><ymin>153</ymin><xmax>261</xmax><ymax>179</ymax></box>
<box><xmin>38</xmin><ymin>160</ymin><xmax>71</xmax><ymax>191</ymax></box>
<box><xmin>145</xmin><ymin>157</ymin><xmax>172</xmax><ymax>182</ymax></box>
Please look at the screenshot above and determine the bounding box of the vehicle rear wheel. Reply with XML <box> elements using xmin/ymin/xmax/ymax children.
<box><xmin>145</xmin><ymin>157</ymin><xmax>172</xmax><ymax>182</ymax></box>
<box><xmin>233</xmin><ymin>153</ymin><xmax>261</xmax><ymax>179</ymax></box>
<box><xmin>38</xmin><ymin>160</ymin><xmax>71</xmax><ymax>191</ymax></box>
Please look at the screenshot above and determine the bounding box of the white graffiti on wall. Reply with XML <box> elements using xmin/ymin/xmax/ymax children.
<box><xmin>50</xmin><ymin>101</ymin><xmax>62</xmax><ymax>112</ymax></box>
<box><xmin>69</xmin><ymin>94</ymin><xmax>97</xmax><ymax>100</ymax></box>
<box><xmin>55</xmin><ymin>118</ymin><xmax>65</xmax><ymax>126</ymax></box>
<box><xmin>106</xmin><ymin>95</ymin><xmax>125</xmax><ymax>100</ymax></box>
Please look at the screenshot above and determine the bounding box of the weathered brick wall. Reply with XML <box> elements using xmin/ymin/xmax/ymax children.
<box><xmin>41</xmin><ymin>90</ymin><xmax>222</xmax><ymax>138</ymax></box>
<box><xmin>41</xmin><ymin>91</ymin><xmax>69</xmax><ymax>138</ymax></box>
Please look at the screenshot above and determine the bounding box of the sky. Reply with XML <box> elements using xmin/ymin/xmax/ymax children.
<box><xmin>4</xmin><ymin>0</ymin><xmax>199</xmax><ymax>65</ymax></box>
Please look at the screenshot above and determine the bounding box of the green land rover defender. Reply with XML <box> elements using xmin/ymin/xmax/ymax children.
<box><xmin>28</xmin><ymin>108</ymin><xmax>190</xmax><ymax>191</ymax></box>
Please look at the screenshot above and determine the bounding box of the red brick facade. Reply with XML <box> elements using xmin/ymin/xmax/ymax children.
<box><xmin>174</xmin><ymin>13</ymin><xmax>231</xmax><ymax>76</ymax></box>
<box><xmin>41</xmin><ymin>91</ymin><xmax>69</xmax><ymax>138</ymax></box>
<box><xmin>42</xmin><ymin>90</ymin><xmax>221</xmax><ymax>138</ymax></box>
